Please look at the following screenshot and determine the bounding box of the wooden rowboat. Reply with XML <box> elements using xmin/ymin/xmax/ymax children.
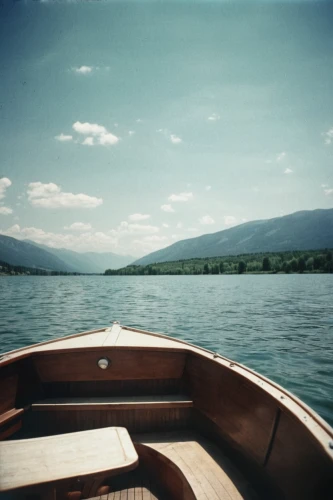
<box><xmin>0</xmin><ymin>322</ymin><xmax>332</xmax><ymax>499</ymax></box>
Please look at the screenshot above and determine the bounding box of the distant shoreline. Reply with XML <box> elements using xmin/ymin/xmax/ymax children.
<box><xmin>1</xmin><ymin>248</ymin><xmax>332</xmax><ymax>276</ymax></box>
<box><xmin>105</xmin><ymin>249</ymin><xmax>333</xmax><ymax>276</ymax></box>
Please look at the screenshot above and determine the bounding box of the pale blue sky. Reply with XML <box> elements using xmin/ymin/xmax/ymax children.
<box><xmin>0</xmin><ymin>0</ymin><xmax>332</xmax><ymax>256</ymax></box>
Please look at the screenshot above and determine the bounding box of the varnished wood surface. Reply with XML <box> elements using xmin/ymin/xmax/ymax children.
<box><xmin>26</xmin><ymin>407</ymin><xmax>192</xmax><ymax>436</ymax></box>
<box><xmin>90</xmin><ymin>485</ymin><xmax>158</xmax><ymax>500</ymax></box>
<box><xmin>0</xmin><ymin>427</ymin><xmax>138</xmax><ymax>492</ymax></box>
<box><xmin>88</xmin><ymin>467</ymin><xmax>160</xmax><ymax>500</ymax></box>
<box><xmin>33</xmin><ymin>350</ymin><xmax>186</xmax><ymax>382</ymax></box>
<box><xmin>134</xmin><ymin>431</ymin><xmax>257</xmax><ymax>500</ymax></box>
<box><xmin>0</xmin><ymin>371</ymin><xmax>18</xmax><ymax>415</ymax></box>
<box><xmin>32</xmin><ymin>394</ymin><xmax>193</xmax><ymax>411</ymax></box>
<box><xmin>185</xmin><ymin>354</ymin><xmax>277</xmax><ymax>465</ymax></box>
<box><xmin>266</xmin><ymin>410</ymin><xmax>333</xmax><ymax>499</ymax></box>
<box><xmin>0</xmin><ymin>408</ymin><xmax>24</xmax><ymax>426</ymax></box>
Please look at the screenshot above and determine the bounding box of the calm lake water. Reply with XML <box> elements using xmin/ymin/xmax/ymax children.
<box><xmin>0</xmin><ymin>275</ymin><xmax>332</xmax><ymax>426</ymax></box>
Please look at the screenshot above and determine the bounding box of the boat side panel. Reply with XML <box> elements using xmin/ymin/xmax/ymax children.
<box><xmin>0</xmin><ymin>365</ymin><xmax>21</xmax><ymax>440</ymax></box>
<box><xmin>266</xmin><ymin>410</ymin><xmax>333</xmax><ymax>499</ymax></box>
<box><xmin>32</xmin><ymin>350</ymin><xmax>186</xmax><ymax>382</ymax></box>
<box><xmin>185</xmin><ymin>352</ymin><xmax>333</xmax><ymax>500</ymax></box>
<box><xmin>185</xmin><ymin>353</ymin><xmax>277</xmax><ymax>465</ymax></box>
<box><xmin>0</xmin><ymin>368</ymin><xmax>18</xmax><ymax>415</ymax></box>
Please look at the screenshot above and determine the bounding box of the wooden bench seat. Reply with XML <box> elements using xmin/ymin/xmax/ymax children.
<box><xmin>31</xmin><ymin>394</ymin><xmax>193</xmax><ymax>411</ymax></box>
<box><xmin>134</xmin><ymin>431</ymin><xmax>257</xmax><ymax>500</ymax></box>
<box><xmin>0</xmin><ymin>427</ymin><xmax>138</xmax><ymax>493</ymax></box>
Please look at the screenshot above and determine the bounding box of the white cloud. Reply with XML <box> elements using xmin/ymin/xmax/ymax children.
<box><xmin>64</xmin><ymin>222</ymin><xmax>92</xmax><ymax>231</ymax></box>
<box><xmin>208</xmin><ymin>113</ymin><xmax>220</xmax><ymax>121</ymax></box>
<box><xmin>0</xmin><ymin>177</ymin><xmax>12</xmax><ymax>200</ymax></box>
<box><xmin>142</xmin><ymin>235</ymin><xmax>167</xmax><ymax>242</ymax></box>
<box><xmin>162</xmin><ymin>223</ymin><xmax>169</xmax><ymax>228</ymax></box>
<box><xmin>82</xmin><ymin>137</ymin><xmax>94</xmax><ymax>146</ymax></box>
<box><xmin>170</xmin><ymin>134</ymin><xmax>182</xmax><ymax>144</ymax></box>
<box><xmin>324</xmin><ymin>127</ymin><xmax>333</xmax><ymax>145</ymax></box>
<box><xmin>205</xmin><ymin>185</ymin><xmax>212</xmax><ymax>191</ymax></box>
<box><xmin>27</xmin><ymin>182</ymin><xmax>103</xmax><ymax>209</ymax></box>
<box><xmin>168</xmin><ymin>192</ymin><xmax>193</xmax><ymax>202</ymax></box>
<box><xmin>98</xmin><ymin>132</ymin><xmax>119</xmax><ymax>146</ymax></box>
<box><xmin>71</xmin><ymin>121</ymin><xmax>119</xmax><ymax>147</ymax></box>
<box><xmin>74</xmin><ymin>66</ymin><xmax>93</xmax><ymax>74</ymax></box>
<box><xmin>284</xmin><ymin>168</ymin><xmax>293</xmax><ymax>174</ymax></box>
<box><xmin>199</xmin><ymin>215</ymin><xmax>215</xmax><ymax>225</ymax></box>
<box><xmin>224</xmin><ymin>215</ymin><xmax>237</xmax><ymax>226</ymax></box>
<box><xmin>0</xmin><ymin>224</ymin><xmax>119</xmax><ymax>253</ymax></box>
<box><xmin>136</xmin><ymin>119</ymin><xmax>142</xmax><ymax>123</ymax></box>
<box><xmin>187</xmin><ymin>227</ymin><xmax>198</xmax><ymax>232</ymax></box>
<box><xmin>276</xmin><ymin>152</ymin><xmax>286</xmax><ymax>162</ymax></box>
<box><xmin>324</xmin><ymin>188</ymin><xmax>333</xmax><ymax>197</ymax></box>
<box><xmin>321</xmin><ymin>184</ymin><xmax>329</xmax><ymax>188</ymax></box>
<box><xmin>0</xmin><ymin>207</ymin><xmax>13</xmax><ymax>215</ymax></box>
<box><xmin>161</xmin><ymin>204</ymin><xmax>175</xmax><ymax>213</ymax></box>
<box><xmin>128</xmin><ymin>131</ymin><xmax>135</xmax><ymax>136</ymax></box>
<box><xmin>117</xmin><ymin>221</ymin><xmax>159</xmax><ymax>234</ymax></box>
<box><xmin>128</xmin><ymin>213</ymin><xmax>150</xmax><ymax>221</ymax></box>
<box><xmin>241</xmin><ymin>218</ymin><xmax>248</xmax><ymax>223</ymax></box>
<box><xmin>73</xmin><ymin>121</ymin><xmax>107</xmax><ymax>136</ymax></box>
<box><xmin>55</xmin><ymin>133</ymin><xmax>73</xmax><ymax>142</ymax></box>
<box><xmin>176</xmin><ymin>222</ymin><xmax>183</xmax><ymax>229</ymax></box>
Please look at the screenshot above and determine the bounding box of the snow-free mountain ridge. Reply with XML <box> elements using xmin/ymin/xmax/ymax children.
<box><xmin>134</xmin><ymin>209</ymin><xmax>333</xmax><ymax>266</ymax></box>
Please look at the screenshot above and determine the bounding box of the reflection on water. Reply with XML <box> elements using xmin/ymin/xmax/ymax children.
<box><xmin>0</xmin><ymin>274</ymin><xmax>332</xmax><ymax>425</ymax></box>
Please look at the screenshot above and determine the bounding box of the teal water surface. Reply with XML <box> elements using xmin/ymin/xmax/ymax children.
<box><xmin>0</xmin><ymin>275</ymin><xmax>332</xmax><ymax>426</ymax></box>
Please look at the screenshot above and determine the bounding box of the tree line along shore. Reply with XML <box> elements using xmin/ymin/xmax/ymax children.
<box><xmin>1</xmin><ymin>249</ymin><xmax>332</xmax><ymax>277</ymax></box>
<box><xmin>105</xmin><ymin>249</ymin><xmax>333</xmax><ymax>276</ymax></box>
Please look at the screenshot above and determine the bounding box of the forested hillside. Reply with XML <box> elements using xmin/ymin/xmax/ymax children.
<box><xmin>106</xmin><ymin>249</ymin><xmax>333</xmax><ymax>275</ymax></box>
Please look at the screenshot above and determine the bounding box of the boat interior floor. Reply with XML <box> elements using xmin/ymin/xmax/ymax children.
<box><xmin>91</xmin><ymin>430</ymin><xmax>258</xmax><ymax>500</ymax></box>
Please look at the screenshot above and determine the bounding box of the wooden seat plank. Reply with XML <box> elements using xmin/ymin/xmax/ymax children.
<box><xmin>0</xmin><ymin>427</ymin><xmax>138</xmax><ymax>493</ymax></box>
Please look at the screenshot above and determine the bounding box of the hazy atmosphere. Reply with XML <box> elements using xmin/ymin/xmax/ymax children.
<box><xmin>1</xmin><ymin>0</ymin><xmax>332</xmax><ymax>257</ymax></box>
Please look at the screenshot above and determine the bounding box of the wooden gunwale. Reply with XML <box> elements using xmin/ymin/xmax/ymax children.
<box><xmin>1</xmin><ymin>323</ymin><xmax>332</xmax><ymax>449</ymax></box>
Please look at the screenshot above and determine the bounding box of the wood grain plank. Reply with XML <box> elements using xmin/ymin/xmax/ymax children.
<box><xmin>0</xmin><ymin>427</ymin><xmax>138</xmax><ymax>492</ymax></box>
<box><xmin>33</xmin><ymin>350</ymin><xmax>186</xmax><ymax>382</ymax></box>
<box><xmin>30</xmin><ymin>408</ymin><xmax>191</xmax><ymax>436</ymax></box>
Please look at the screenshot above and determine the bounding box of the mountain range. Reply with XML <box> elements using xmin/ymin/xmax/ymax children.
<box><xmin>134</xmin><ymin>209</ymin><xmax>333</xmax><ymax>266</ymax></box>
<box><xmin>0</xmin><ymin>235</ymin><xmax>134</xmax><ymax>273</ymax></box>
<box><xmin>1</xmin><ymin>209</ymin><xmax>332</xmax><ymax>272</ymax></box>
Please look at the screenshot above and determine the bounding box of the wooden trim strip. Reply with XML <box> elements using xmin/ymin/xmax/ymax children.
<box><xmin>0</xmin><ymin>408</ymin><xmax>24</xmax><ymax>427</ymax></box>
<box><xmin>31</xmin><ymin>396</ymin><xmax>194</xmax><ymax>412</ymax></box>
